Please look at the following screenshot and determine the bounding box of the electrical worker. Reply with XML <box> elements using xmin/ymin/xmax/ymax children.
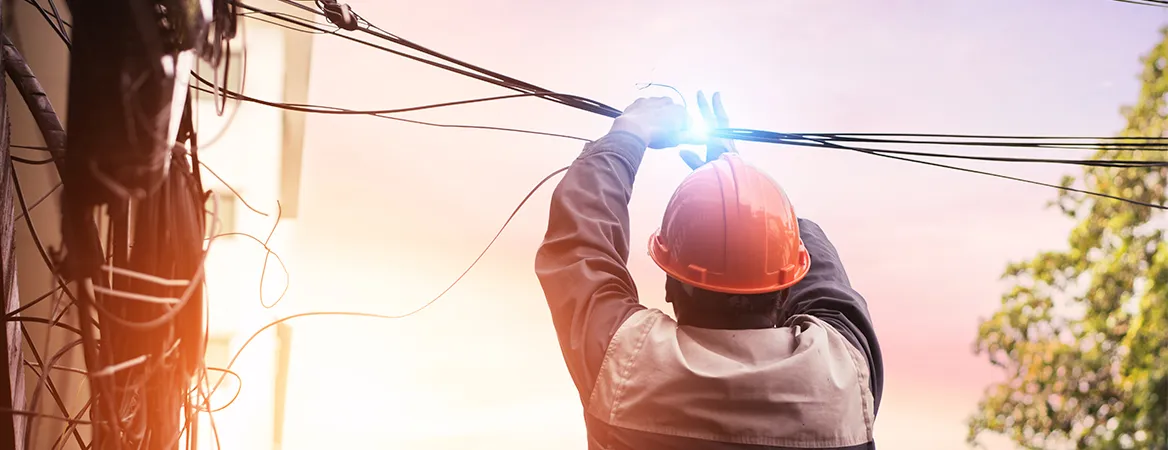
<box><xmin>535</xmin><ymin>93</ymin><xmax>883</xmax><ymax>450</ymax></box>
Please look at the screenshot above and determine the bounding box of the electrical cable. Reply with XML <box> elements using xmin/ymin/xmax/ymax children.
<box><xmin>189</xmin><ymin>63</ymin><xmax>1168</xmax><ymax>207</ymax></box>
<box><xmin>21</xmin><ymin>0</ymin><xmax>69</xmax><ymax>26</ymax></box>
<box><xmin>213</xmin><ymin>13</ymin><xmax>249</xmax><ymax>118</ymax></box>
<box><xmin>202</xmin><ymin>165</ymin><xmax>569</xmax><ymax>398</ymax></box>
<box><xmin>15</xmin><ymin>181</ymin><xmax>62</xmax><ymax>222</ymax></box>
<box><xmin>1</xmin><ymin>26</ymin><xmax>100</xmax><ymax>447</ymax></box>
<box><xmin>724</xmin><ymin>131</ymin><xmax>1168</xmax><ymax>166</ymax></box>
<box><xmin>202</xmin><ymin>232</ymin><xmax>290</xmax><ymax>306</ymax></box>
<box><xmin>193</xmin><ymin>69</ymin><xmax>1168</xmax><ymax>157</ymax></box>
<box><xmin>1113</xmin><ymin>0</ymin><xmax>1168</xmax><ymax>6</ymax></box>
<box><xmin>9</xmin><ymin>155</ymin><xmax>55</xmax><ymax>165</ymax></box>
<box><xmin>49</xmin><ymin>398</ymin><xmax>93</xmax><ymax>450</ymax></box>
<box><xmin>810</xmin><ymin>139</ymin><xmax>1168</xmax><ymax>210</ymax></box>
<box><xmin>0</xmin><ymin>409</ymin><xmax>95</xmax><ymax>425</ymax></box>
<box><xmin>23</xmin><ymin>361</ymin><xmax>86</xmax><ymax>377</ymax></box>
<box><xmin>195</xmin><ymin>68</ymin><xmax>1168</xmax><ymax>167</ymax></box>
<box><xmin>195</xmin><ymin>368</ymin><xmax>242</xmax><ymax>413</ymax></box>
<box><xmin>239</xmin><ymin>10</ymin><xmax>337</xmax><ymax>34</ymax></box>
<box><xmin>192</xmin><ymin>6</ymin><xmax>250</xmax><ymax>155</ymax></box>
<box><xmin>3</xmin><ymin>13</ymin><xmax>159</xmax><ymax>448</ymax></box>
<box><xmin>214</xmin><ymin>37</ymin><xmax>234</xmax><ymax>116</ymax></box>
<box><xmin>257</xmin><ymin>202</ymin><xmax>286</xmax><ymax>309</ymax></box>
<box><xmin>192</xmin><ymin>66</ymin><xmax>241</xmax><ymax>151</ymax></box>
<box><xmin>231</xmin><ymin>4</ymin><xmax>1168</xmax><ymax>161</ymax></box>
<box><xmin>173</xmin><ymin>277</ymin><xmax>222</xmax><ymax>450</ymax></box>
<box><xmin>727</xmin><ymin>130</ymin><xmax>1168</xmax><ymax>151</ymax></box>
<box><xmin>21</xmin><ymin>331</ymin><xmax>83</xmax><ymax>448</ymax></box>
<box><xmin>5</xmin><ymin>285</ymin><xmax>66</xmax><ymax>318</ymax></box>
<box><xmin>19</xmin><ymin>330</ymin><xmax>85</xmax><ymax>450</ymax></box>
<box><xmin>260</xmin><ymin>0</ymin><xmax>1168</xmax><ymax>162</ymax></box>
<box><xmin>43</xmin><ymin>0</ymin><xmax>69</xmax><ymax>35</ymax></box>
<box><xmin>7</xmin><ymin>317</ymin><xmax>81</xmax><ymax>336</ymax></box>
<box><xmin>190</xmin><ymin>72</ymin><xmax>606</xmax><ymax>116</ymax></box>
<box><xmin>22</xmin><ymin>0</ymin><xmax>71</xmax><ymax>49</ymax></box>
<box><xmin>235</xmin><ymin>1</ymin><xmax>623</xmax><ymax>118</ymax></box>
<box><xmin>28</xmin><ymin>0</ymin><xmax>1160</xmax><ymax>164</ymax></box>
<box><xmin>80</xmin><ymin>227</ymin><xmax>208</xmax><ymax>331</ymax></box>
<box><xmin>9</xmin><ymin>167</ymin><xmax>80</xmax><ymax>309</ymax></box>
<box><xmin>189</xmin><ymin>74</ymin><xmax>592</xmax><ymax>141</ymax></box>
<box><xmin>245</xmin><ymin>0</ymin><xmax>1168</xmax><ymax>153</ymax></box>
<box><xmin>12</xmin><ymin>163</ymin><xmax>126</xmax><ymax>449</ymax></box>
<box><xmin>195</xmin><ymin>157</ymin><xmax>270</xmax><ymax>216</ymax></box>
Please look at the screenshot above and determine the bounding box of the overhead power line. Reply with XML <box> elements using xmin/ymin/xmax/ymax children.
<box><xmin>1113</xmin><ymin>0</ymin><xmax>1168</xmax><ymax>7</ymax></box>
<box><xmin>241</xmin><ymin>0</ymin><xmax>1168</xmax><ymax>163</ymax></box>
<box><xmin>222</xmin><ymin>1</ymin><xmax>1168</xmax><ymax>209</ymax></box>
<box><xmin>186</xmin><ymin>72</ymin><xmax>1167</xmax><ymax>168</ymax></box>
<box><xmin>249</xmin><ymin>0</ymin><xmax>1168</xmax><ymax>147</ymax></box>
<box><xmin>26</xmin><ymin>1</ymin><xmax>1168</xmax><ymax>207</ymax></box>
<box><xmin>188</xmin><ymin>73</ymin><xmax>592</xmax><ymax>141</ymax></box>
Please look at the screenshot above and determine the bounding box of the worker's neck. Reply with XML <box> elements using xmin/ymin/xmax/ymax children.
<box><xmin>675</xmin><ymin>309</ymin><xmax>779</xmax><ymax>330</ymax></box>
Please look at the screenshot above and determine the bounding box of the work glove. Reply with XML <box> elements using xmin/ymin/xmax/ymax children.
<box><xmin>680</xmin><ymin>91</ymin><xmax>737</xmax><ymax>170</ymax></box>
<box><xmin>610</xmin><ymin>97</ymin><xmax>689</xmax><ymax>149</ymax></box>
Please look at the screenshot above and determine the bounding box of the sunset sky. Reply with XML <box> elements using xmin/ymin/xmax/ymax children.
<box><xmin>249</xmin><ymin>1</ymin><xmax>1168</xmax><ymax>448</ymax></box>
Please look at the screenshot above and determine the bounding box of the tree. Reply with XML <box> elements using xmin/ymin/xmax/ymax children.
<box><xmin>967</xmin><ymin>27</ymin><xmax>1168</xmax><ymax>450</ymax></box>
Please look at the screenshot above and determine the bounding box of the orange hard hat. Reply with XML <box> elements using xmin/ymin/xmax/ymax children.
<box><xmin>648</xmin><ymin>153</ymin><xmax>811</xmax><ymax>295</ymax></box>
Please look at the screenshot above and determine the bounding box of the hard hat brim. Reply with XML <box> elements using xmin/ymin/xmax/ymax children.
<box><xmin>648</xmin><ymin>231</ymin><xmax>812</xmax><ymax>296</ymax></box>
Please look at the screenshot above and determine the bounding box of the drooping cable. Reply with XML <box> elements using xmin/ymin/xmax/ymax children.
<box><xmin>203</xmin><ymin>165</ymin><xmax>570</xmax><ymax>397</ymax></box>
<box><xmin>234</xmin><ymin>1</ymin><xmax>623</xmax><ymax>118</ymax></box>
<box><xmin>189</xmin><ymin>72</ymin><xmax>592</xmax><ymax>142</ymax></box>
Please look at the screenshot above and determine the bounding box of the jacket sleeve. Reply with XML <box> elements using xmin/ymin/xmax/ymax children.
<box><xmin>534</xmin><ymin>131</ymin><xmax>649</xmax><ymax>401</ymax></box>
<box><xmin>781</xmin><ymin>218</ymin><xmax>885</xmax><ymax>414</ymax></box>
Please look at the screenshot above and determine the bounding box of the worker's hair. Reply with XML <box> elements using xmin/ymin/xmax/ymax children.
<box><xmin>664</xmin><ymin>277</ymin><xmax>783</xmax><ymax>314</ymax></box>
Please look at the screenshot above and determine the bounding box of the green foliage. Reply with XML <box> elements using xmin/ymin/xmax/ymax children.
<box><xmin>967</xmin><ymin>27</ymin><xmax>1168</xmax><ymax>450</ymax></box>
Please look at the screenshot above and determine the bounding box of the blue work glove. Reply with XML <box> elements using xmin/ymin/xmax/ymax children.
<box><xmin>679</xmin><ymin>91</ymin><xmax>737</xmax><ymax>170</ymax></box>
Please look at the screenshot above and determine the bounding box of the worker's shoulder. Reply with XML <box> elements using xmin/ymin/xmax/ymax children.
<box><xmin>609</xmin><ymin>309</ymin><xmax>870</xmax><ymax>383</ymax></box>
<box><xmin>602</xmin><ymin>310</ymin><xmax>868</xmax><ymax>390</ymax></box>
<box><xmin>589</xmin><ymin>309</ymin><xmax>877</xmax><ymax>447</ymax></box>
<box><xmin>617</xmin><ymin>308</ymin><xmax>856</xmax><ymax>344</ymax></box>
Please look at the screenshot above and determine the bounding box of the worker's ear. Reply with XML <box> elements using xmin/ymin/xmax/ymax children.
<box><xmin>679</xmin><ymin>150</ymin><xmax>705</xmax><ymax>170</ymax></box>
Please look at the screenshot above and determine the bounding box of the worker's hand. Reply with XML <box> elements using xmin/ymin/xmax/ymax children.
<box><xmin>610</xmin><ymin>97</ymin><xmax>688</xmax><ymax>149</ymax></box>
<box><xmin>680</xmin><ymin>91</ymin><xmax>737</xmax><ymax>170</ymax></box>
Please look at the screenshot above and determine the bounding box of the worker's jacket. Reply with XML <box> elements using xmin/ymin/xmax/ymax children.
<box><xmin>535</xmin><ymin>132</ymin><xmax>884</xmax><ymax>450</ymax></box>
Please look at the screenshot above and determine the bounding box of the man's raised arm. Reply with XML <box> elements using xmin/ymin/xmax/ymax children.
<box><xmin>534</xmin><ymin>98</ymin><xmax>688</xmax><ymax>401</ymax></box>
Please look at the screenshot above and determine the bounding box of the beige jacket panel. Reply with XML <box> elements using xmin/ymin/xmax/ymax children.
<box><xmin>587</xmin><ymin>309</ymin><xmax>875</xmax><ymax>448</ymax></box>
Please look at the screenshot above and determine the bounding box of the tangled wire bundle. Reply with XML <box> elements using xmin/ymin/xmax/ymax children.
<box><xmin>4</xmin><ymin>1</ymin><xmax>236</xmax><ymax>449</ymax></box>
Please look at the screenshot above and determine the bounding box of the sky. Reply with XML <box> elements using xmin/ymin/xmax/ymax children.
<box><xmin>257</xmin><ymin>1</ymin><xmax>1168</xmax><ymax>448</ymax></box>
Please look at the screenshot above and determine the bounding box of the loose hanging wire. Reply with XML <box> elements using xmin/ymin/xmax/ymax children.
<box><xmin>200</xmin><ymin>165</ymin><xmax>570</xmax><ymax>399</ymax></box>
